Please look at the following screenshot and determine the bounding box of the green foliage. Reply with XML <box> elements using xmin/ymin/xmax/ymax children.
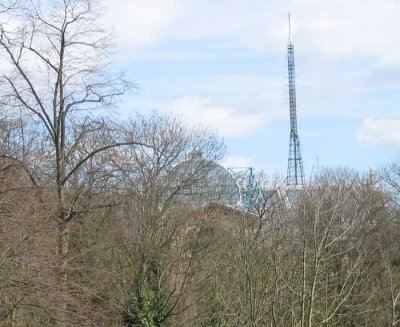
<box><xmin>124</xmin><ymin>260</ymin><xmax>169</xmax><ymax>327</ymax></box>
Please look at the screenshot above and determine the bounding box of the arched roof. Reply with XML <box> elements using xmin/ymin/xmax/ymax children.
<box><xmin>174</xmin><ymin>155</ymin><xmax>264</xmax><ymax>210</ymax></box>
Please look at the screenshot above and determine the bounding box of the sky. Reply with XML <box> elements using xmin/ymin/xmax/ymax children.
<box><xmin>103</xmin><ymin>0</ymin><xmax>400</xmax><ymax>179</ymax></box>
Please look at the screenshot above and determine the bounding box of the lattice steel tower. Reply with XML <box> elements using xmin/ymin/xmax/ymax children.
<box><xmin>286</xmin><ymin>14</ymin><xmax>305</xmax><ymax>186</ymax></box>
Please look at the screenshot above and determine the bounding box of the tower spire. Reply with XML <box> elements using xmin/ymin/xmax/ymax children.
<box><xmin>286</xmin><ymin>14</ymin><xmax>305</xmax><ymax>187</ymax></box>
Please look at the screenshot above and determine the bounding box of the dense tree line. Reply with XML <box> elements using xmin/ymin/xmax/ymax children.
<box><xmin>0</xmin><ymin>1</ymin><xmax>399</xmax><ymax>326</ymax></box>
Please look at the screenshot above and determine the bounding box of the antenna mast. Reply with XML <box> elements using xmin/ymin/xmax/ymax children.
<box><xmin>286</xmin><ymin>14</ymin><xmax>305</xmax><ymax>187</ymax></box>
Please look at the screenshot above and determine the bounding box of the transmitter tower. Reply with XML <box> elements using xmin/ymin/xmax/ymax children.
<box><xmin>286</xmin><ymin>14</ymin><xmax>305</xmax><ymax>186</ymax></box>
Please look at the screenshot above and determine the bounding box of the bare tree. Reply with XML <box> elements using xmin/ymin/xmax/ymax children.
<box><xmin>277</xmin><ymin>170</ymin><xmax>388</xmax><ymax>326</ymax></box>
<box><xmin>0</xmin><ymin>1</ymin><xmax>147</xmax><ymax>324</ymax></box>
<box><xmin>104</xmin><ymin>114</ymin><xmax>225</xmax><ymax>325</ymax></box>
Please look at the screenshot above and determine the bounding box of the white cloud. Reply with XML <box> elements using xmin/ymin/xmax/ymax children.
<box><xmin>289</xmin><ymin>0</ymin><xmax>400</xmax><ymax>64</ymax></box>
<box><xmin>103</xmin><ymin>0</ymin><xmax>183</xmax><ymax>48</ymax></box>
<box><xmin>174</xmin><ymin>0</ymin><xmax>400</xmax><ymax>63</ymax></box>
<box><xmin>221</xmin><ymin>155</ymin><xmax>253</xmax><ymax>168</ymax></box>
<box><xmin>358</xmin><ymin>117</ymin><xmax>400</xmax><ymax>147</ymax></box>
<box><xmin>103</xmin><ymin>0</ymin><xmax>400</xmax><ymax>65</ymax></box>
<box><xmin>159</xmin><ymin>97</ymin><xmax>266</xmax><ymax>138</ymax></box>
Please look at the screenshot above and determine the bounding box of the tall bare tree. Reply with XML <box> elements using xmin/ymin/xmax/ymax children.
<box><xmin>0</xmin><ymin>0</ymin><xmax>146</xmax><ymax>324</ymax></box>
